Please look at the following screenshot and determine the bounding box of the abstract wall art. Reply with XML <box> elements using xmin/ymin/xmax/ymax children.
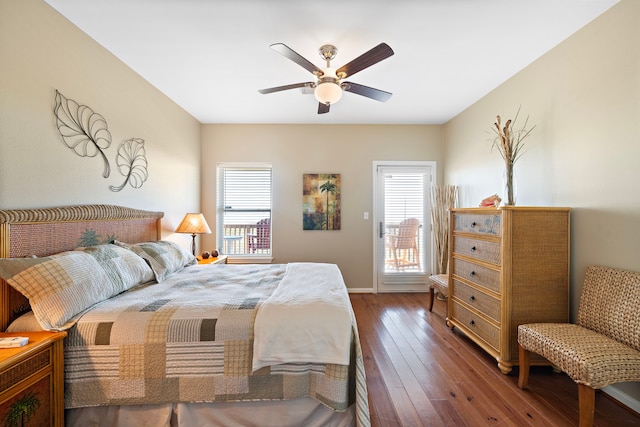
<box><xmin>303</xmin><ymin>173</ymin><xmax>341</xmax><ymax>230</ymax></box>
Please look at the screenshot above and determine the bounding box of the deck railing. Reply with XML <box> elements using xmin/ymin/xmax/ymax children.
<box><xmin>222</xmin><ymin>223</ymin><xmax>423</xmax><ymax>267</ymax></box>
<box><xmin>222</xmin><ymin>223</ymin><xmax>270</xmax><ymax>255</ymax></box>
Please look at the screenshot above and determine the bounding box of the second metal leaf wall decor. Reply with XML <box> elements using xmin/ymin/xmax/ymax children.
<box><xmin>53</xmin><ymin>89</ymin><xmax>149</xmax><ymax>192</ymax></box>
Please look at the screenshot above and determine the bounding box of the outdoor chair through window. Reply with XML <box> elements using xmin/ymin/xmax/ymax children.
<box><xmin>386</xmin><ymin>217</ymin><xmax>420</xmax><ymax>271</ymax></box>
<box><xmin>247</xmin><ymin>218</ymin><xmax>271</xmax><ymax>253</ymax></box>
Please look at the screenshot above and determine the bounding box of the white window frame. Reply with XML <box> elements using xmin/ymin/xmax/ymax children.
<box><xmin>217</xmin><ymin>162</ymin><xmax>273</xmax><ymax>264</ymax></box>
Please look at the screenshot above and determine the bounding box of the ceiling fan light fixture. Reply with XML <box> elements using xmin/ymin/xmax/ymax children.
<box><xmin>260</xmin><ymin>42</ymin><xmax>394</xmax><ymax>113</ymax></box>
<box><xmin>314</xmin><ymin>81</ymin><xmax>342</xmax><ymax>105</ymax></box>
<box><xmin>314</xmin><ymin>68</ymin><xmax>342</xmax><ymax>105</ymax></box>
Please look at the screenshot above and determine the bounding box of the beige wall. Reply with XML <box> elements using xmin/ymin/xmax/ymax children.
<box><xmin>0</xmin><ymin>0</ymin><xmax>202</xmax><ymax>238</ymax></box>
<box><xmin>201</xmin><ymin>124</ymin><xmax>443</xmax><ymax>290</ymax></box>
<box><xmin>443</xmin><ymin>0</ymin><xmax>640</xmax><ymax>408</ymax></box>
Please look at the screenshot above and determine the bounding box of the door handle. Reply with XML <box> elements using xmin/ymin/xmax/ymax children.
<box><xmin>379</xmin><ymin>222</ymin><xmax>385</xmax><ymax>238</ymax></box>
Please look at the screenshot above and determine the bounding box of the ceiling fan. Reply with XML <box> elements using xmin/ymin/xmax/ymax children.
<box><xmin>258</xmin><ymin>42</ymin><xmax>394</xmax><ymax>114</ymax></box>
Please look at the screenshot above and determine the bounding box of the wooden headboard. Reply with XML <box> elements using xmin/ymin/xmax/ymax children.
<box><xmin>0</xmin><ymin>204</ymin><xmax>164</xmax><ymax>330</ymax></box>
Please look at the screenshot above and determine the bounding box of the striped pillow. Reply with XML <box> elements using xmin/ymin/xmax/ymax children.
<box><xmin>0</xmin><ymin>244</ymin><xmax>154</xmax><ymax>331</ymax></box>
<box><xmin>115</xmin><ymin>240</ymin><xmax>197</xmax><ymax>282</ymax></box>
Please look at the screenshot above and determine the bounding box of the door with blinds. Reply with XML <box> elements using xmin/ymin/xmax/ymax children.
<box><xmin>373</xmin><ymin>161</ymin><xmax>434</xmax><ymax>292</ymax></box>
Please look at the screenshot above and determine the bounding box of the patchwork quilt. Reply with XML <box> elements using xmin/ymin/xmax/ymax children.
<box><xmin>64</xmin><ymin>263</ymin><xmax>369</xmax><ymax>426</ymax></box>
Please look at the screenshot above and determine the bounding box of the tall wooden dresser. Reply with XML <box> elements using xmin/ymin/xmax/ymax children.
<box><xmin>447</xmin><ymin>206</ymin><xmax>570</xmax><ymax>374</ymax></box>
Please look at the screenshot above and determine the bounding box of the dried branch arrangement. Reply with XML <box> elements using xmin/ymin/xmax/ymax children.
<box><xmin>491</xmin><ymin>107</ymin><xmax>535</xmax><ymax>166</ymax></box>
<box><xmin>490</xmin><ymin>106</ymin><xmax>535</xmax><ymax>205</ymax></box>
<box><xmin>430</xmin><ymin>185</ymin><xmax>458</xmax><ymax>275</ymax></box>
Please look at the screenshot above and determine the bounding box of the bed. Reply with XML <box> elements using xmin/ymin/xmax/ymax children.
<box><xmin>0</xmin><ymin>204</ymin><xmax>370</xmax><ymax>427</ymax></box>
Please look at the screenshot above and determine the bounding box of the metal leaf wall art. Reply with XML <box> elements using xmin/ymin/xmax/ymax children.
<box><xmin>54</xmin><ymin>90</ymin><xmax>112</xmax><ymax>178</ymax></box>
<box><xmin>109</xmin><ymin>138</ymin><xmax>148</xmax><ymax>192</ymax></box>
<box><xmin>53</xmin><ymin>89</ymin><xmax>149</xmax><ymax>192</ymax></box>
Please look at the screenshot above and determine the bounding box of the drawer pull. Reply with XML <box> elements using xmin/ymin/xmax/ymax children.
<box><xmin>469</xmin><ymin>320</ymin><xmax>475</xmax><ymax>326</ymax></box>
<box><xmin>471</xmin><ymin>221</ymin><xmax>477</xmax><ymax>228</ymax></box>
<box><xmin>470</xmin><ymin>271</ymin><xmax>476</xmax><ymax>277</ymax></box>
<box><xmin>470</xmin><ymin>295</ymin><xmax>476</xmax><ymax>302</ymax></box>
<box><xmin>470</xmin><ymin>246</ymin><xmax>476</xmax><ymax>252</ymax></box>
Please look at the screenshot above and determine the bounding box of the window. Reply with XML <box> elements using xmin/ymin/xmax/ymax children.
<box><xmin>382</xmin><ymin>170</ymin><xmax>428</xmax><ymax>274</ymax></box>
<box><xmin>217</xmin><ymin>163</ymin><xmax>272</xmax><ymax>260</ymax></box>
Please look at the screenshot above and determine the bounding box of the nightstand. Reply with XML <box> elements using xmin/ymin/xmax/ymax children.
<box><xmin>0</xmin><ymin>331</ymin><xmax>66</xmax><ymax>427</ymax></box>
<box><xmin>198</xmin><ymin>255</ymin><xmax>228</xmax><ymax>265</ymax></box>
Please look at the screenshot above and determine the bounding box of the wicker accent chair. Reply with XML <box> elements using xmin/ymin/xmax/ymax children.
<box><xmin>428</xmin><ymin>274</ymin><xmax>448</xmax><ymax>313</ymax></box>
<box><xmin>518</xmin><ymin>265</ymin><xmax>640</xmax><ymax>427</ymax></box>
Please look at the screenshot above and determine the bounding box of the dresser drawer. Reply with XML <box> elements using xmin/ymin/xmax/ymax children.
<box><xmin>452</xmin><ymin>279</ymin><xmax>500</xmax><ymax>322</ymax></box>
<box><xmin>453</xmin><ymin>213</ymin><xmax>501</xmax><ymax>236</ymax></box>
<box><xmin>0</xmin><ymin>346</ymin><xmax>53</xmax><ymax>426</ymax></box>
<box><xmin>452</xmin><ymin>236</ymin><xmax>501</xmax><ymax>265</ymax></box>
<box><xmin>0</xmin><ymin>373</ymin><xmax>51</xmax><ymax>427</ymax></box>
<box><xmin>452</xmin><ymin>258</ymin><xmax>500</xmax><ymax>293</ymax></box>
<box><xmin>0</xmin><ymin>347</ymin><xmax>51</xmax><ymax>394</ymax></box>
<box><xmin>451</xmin><ymin>302</ymin><xmax>500</xmax><ymax>351</ymax></box>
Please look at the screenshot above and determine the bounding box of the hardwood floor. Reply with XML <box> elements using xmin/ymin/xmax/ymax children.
<box><xmin>350</xmin><ymin>292</ymin><xmax>640</xmax><ymax>427</ymax></box>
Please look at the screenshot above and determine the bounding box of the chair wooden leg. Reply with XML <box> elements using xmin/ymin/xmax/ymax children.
<box><xmin>428</xmin><ymin>287</ymin><xmax>435</xmax><ymax>312</ymax></box>
<box><xmin>578</xmin><ymin>384</ymin><xmax>595</xmax><ymax>427</ymax></box>
<box><xmin>392</xmin><ymin>249</ymin><xmax>400</xmax><ymax>271</ymax></box>
<box><xmin>518</xmin><ymin>344</ymin><xmax>530</xmax><ymax>389</ymax></box>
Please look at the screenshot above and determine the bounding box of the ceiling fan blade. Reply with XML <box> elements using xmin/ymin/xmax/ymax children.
<box><xmin>343</xmin><ymin>82</ymin><xmax>392</xmax><ymax>102</ymax></box>
<box><xmin>259</xmin><ymin>82</ymin><xmax>314</xmax><ymax>94</ymax></box>
<box><xmin>336</xmin><ymin>43</ymin><xmax>394</xmax><ymax>79</ymax></box>
<box><xmin>318</xmin><ymin>103</ymin><xmax>330</xmax><ymax>114</ymax></box>
<box><xmin>270</xmin><ymin>43</ymin><xmax>324</xmax><ymax>76</ymax></box>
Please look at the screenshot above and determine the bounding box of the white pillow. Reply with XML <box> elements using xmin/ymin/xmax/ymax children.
<box><xmin>6</xmin><ymin>312</ymin><xmax>42</xmax><ymax>332</ymax></box>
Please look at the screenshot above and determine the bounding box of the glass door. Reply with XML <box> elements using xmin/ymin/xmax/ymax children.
<box><xmin>373</xmin><ymin>161</ymin><xmax>434</xmax><ymax>292</ymax></box>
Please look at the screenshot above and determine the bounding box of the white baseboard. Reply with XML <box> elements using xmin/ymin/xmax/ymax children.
<box><xmin>347</xmin><ymin>288</ymin><xmax>432</xmax><ymax>294</ymax></box>
<box><xmin>347</xmin><ymin>288</ymin><xmax>374</xmax><ymax>293</ymax></box>
<box><xmin>603</xmin><ymin>384</ymin><xmax>640</xmax><ymax>414</ymax></box>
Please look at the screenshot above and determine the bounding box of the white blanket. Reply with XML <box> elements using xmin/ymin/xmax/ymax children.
<box><xmin>252</xmin><ymin>263</ymin><xmax>352</xmax><ymax>371</ymax></box>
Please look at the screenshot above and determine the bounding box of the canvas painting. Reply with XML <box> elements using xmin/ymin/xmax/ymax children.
<box><xmin>303</xmin><ymin>173</ymin><xmax>341</xmax><ymax>230</ymax></box>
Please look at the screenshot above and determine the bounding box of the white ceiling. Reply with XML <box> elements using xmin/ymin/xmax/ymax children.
<box><xmin>43</xmin><ymin>0</ymin><xmax>618</xmax><ymax>125</ymax></box>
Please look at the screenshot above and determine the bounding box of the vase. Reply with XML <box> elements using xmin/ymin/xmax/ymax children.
<box><xmin>502</xmin><ymin>164</ymin><xmax>517</xmax><ymax>206</ymax></box>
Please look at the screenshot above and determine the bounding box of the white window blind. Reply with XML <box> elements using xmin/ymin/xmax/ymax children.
<box><xmin>382</xmin><ymin>171</ymin><xmax>429</xmax><ymax>275</ymax></box>
<box><xmin>217</xmin><ymin>164</ymin><xmax>272</xmax><ymax>257</ymax></box>
<box><xmin>384</xmin><ymin>173</ymin><xmax>426</xmax><ymax>226</ymax></box>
